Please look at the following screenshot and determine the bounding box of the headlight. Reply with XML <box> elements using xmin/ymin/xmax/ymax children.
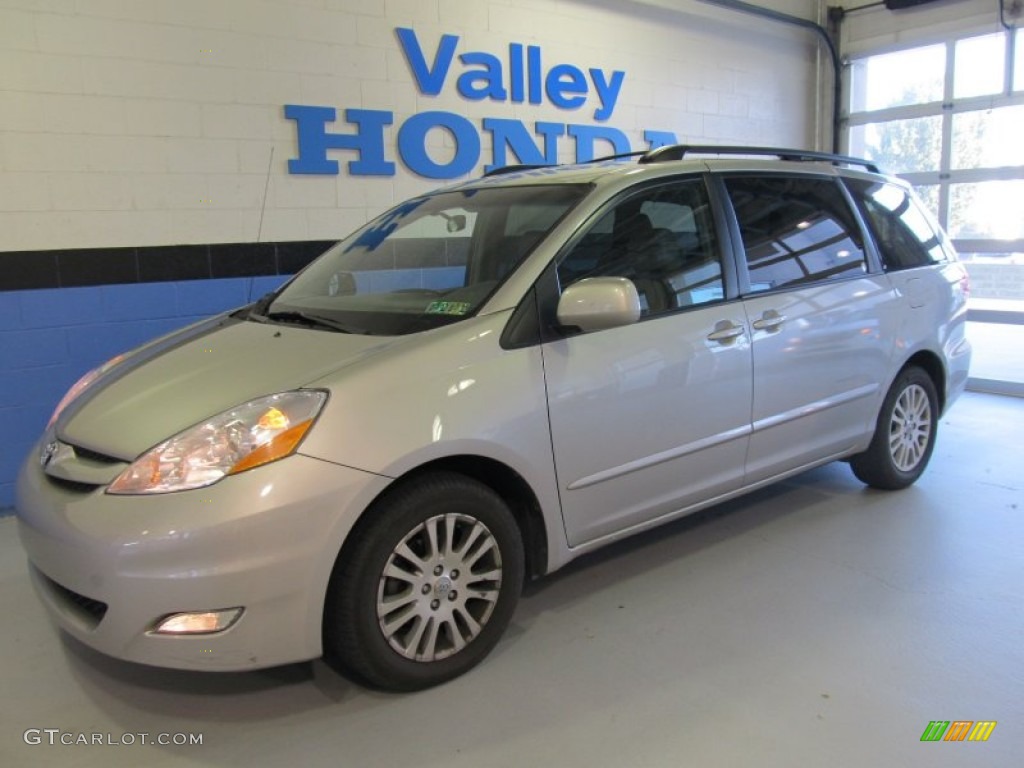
<box><xmin>107</xmin><ymin>390</ymin><xmax>328</xmax><ymax>495</ymax></box>
<box><xmin>48</xmin><ymin>354</ymin><xmax>126</xmax><ymax>429</ymax></box>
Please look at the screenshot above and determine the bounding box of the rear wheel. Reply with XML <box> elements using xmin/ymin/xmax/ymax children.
<box><xmin>850</xmin><ymin>366</ymin><xmax>938</xmax><ymax>490</ymax></box>
<box><xmin>323</xmin><ymin>472</ymin><xmax>524</xmax><ymax>691</ymax></box>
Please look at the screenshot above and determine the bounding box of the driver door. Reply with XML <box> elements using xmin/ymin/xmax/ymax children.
<box><xmin>542</xmin><ymin>178</ymin><xmax>753</xmax><ymax>547</ymax></box>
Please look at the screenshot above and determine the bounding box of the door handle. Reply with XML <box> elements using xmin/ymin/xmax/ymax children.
<box><xmin>707</xmin><ymin>320</ymin><xmax>745</xmax><ymax>344</ymax></box>
<box><xmin>752</xmin><ymin>309</ymin><xmax>786</xmax><ymax>331</ymax></box>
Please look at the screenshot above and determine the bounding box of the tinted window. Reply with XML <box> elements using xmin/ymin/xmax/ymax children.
<box><xmin>557</xmin><ymin>179</ymin><xmax>724</xmax><ymax>316</ymax></box>
<box><xmin>846</xmin><ymin>179</ymin><xmax>949</xmax><ymax>269</ymax></box>
<box><xmin>725</xmin><ymin>176</ymin><xmax>868</xmax><ymax>292</ymax></box>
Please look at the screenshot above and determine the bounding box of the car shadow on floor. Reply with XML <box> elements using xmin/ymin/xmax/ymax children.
<box><xmin>53</xmin><ymin>460</ymin><xmax>871</xmax><ymax>721</ymax></box>
<box><xmin>514</xmin><ymin>460</ymin><xmax>867</xmax><ymax>619</ymax></box>
<box><xmin>57</xmin><ymin>631</ymin><xmax>382</xmax><ymax>719</ymax></box>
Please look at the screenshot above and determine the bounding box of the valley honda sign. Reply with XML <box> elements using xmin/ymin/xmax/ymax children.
<box><xmin>284</xmin><ymin>27</ymin><xmax>678</xmax><ymax>178</ymax></box>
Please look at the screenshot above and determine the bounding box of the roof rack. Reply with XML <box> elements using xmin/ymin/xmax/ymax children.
<box><xmin>482</xmin><ymin>164</ymin><xmax>553</xmax><ymax>177</ymax></box>
<box><xmin>483</xmin><ymin>151</ymin><xmax>647</xmax><ymax>177</ymax></box>
<box><xmin>586</xmin><ymin>150</ymin><xmax>648</xmax><ymax>163</ymax></box>
<box><xmin>639</xmin><ymin>145</ymin><xmax>881</xmax><ymax>174</ymax></box>
<box><xmin>481</xmin><ymin>146</ymin><xmax>882</xmax><ymax>179</ymax></box>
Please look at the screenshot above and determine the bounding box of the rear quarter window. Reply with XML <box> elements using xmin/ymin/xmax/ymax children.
<box><xmin>844</xmin><ymin>178</ymin><xmax>950</xmax><ymax>270</ymax></box>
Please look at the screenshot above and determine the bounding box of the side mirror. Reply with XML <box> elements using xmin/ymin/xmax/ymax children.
<box><xmin>556</xmin><ymin>277</ymin><xmax>642</xmax><ymax>333</ymax></box>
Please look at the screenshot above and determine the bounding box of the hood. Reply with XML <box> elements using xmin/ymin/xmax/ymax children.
<box><xmin>58</xmin><ymin>315</ymin><xmax>395</xmax><ymax>460</ymax></box>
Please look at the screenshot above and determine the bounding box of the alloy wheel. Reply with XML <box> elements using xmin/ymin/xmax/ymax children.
<box><xmin>376</xmin><ymin>513</ymin><xmax>503</xmax><ymax>662</ymax></box>
<box><xmin>887</xmin><ymin>383</ymin><xmax>932</xmax><ymax>472</ymax></box>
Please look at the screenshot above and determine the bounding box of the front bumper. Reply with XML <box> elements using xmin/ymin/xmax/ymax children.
<box><xmin>15</xmin><ymin>448</ymin><xmax>390</xmax><ymax>671</ymax></box>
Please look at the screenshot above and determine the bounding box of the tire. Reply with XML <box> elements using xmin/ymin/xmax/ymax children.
<box><xmin>850</xmin><ymin>366</ymin><xmax>938</xmax><ymax>490</ymax></box>
<box><xmin>323</xmin><ymin>472</ymin><xmax>524</xmax><ymax>691</ymax></box>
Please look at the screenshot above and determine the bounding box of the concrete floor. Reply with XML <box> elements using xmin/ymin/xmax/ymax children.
<box><xmin>0</xmin><ymin>392</ymin><xmax>1021</xmax><ymax>767</ymax></box>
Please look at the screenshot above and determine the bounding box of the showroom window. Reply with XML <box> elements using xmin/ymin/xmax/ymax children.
<box><xmin>846</xmin><ymin>28</ymin><xmax>1024</xmax><ymax>395</ymax></box>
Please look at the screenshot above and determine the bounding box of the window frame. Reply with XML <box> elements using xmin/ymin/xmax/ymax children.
<box><xmin>843</xmin><ymin>28</ymin><xmax>1024</xmax><ymax>258</ymax></box>
<box><xmin>712</xmin><ymin>172</ymin><xmax>877</xmax><ymax>298</ymax></box>
<box><xmin>843</xmin><ymin>177</ymin><xmax>952</xmax><ymax>272</ymax></box>
<box><xmin>552</xmin><ymin>173</ymin><xmax>740</xmax><ymax>321</ymax></box>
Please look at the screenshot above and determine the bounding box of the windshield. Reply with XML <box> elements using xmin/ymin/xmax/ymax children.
<box><xmin>260</xmin><ymin>184</ymin><xmax>589</xmax><ymax>335</ymax></box>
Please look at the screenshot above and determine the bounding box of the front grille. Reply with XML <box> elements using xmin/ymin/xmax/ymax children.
<box><xmin>41</xmin><ymin>438</ymin><xmax>123</xmax><ymax>491</ymax></box>
<box><xmin>70</xmin><ymin>444</ymin><xmax>122</xmax><ymax>464</ymax></box>
<box><xmin>44</xmin><ymin>574</ymin><xmax>108</xmax><ymax>628</ymax></box>
<box><xmin>43</xmin><ymin>475</ymin><xmax>101</xmax><ymax>494</ymax></box>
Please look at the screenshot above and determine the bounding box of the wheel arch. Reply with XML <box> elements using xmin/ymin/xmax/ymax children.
<box><xmin>333</xmin><ymin>455</ymin><xmax>550</xmax><ymax>587</ymax></box>
<box><xmin>900</xmin><ymin>349</ymin><xmax>947</xmax><ymax>414</ymax></box>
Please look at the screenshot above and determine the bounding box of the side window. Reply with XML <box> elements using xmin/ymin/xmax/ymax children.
<box><xmin>845</xmin><ymin>179</ymin><xmax>948</xmax><ymax>270</ymax></box>
<box><xmin>724</xmin><ymin>176</ymin><xmax>868</xmax><ymax>292</ymax></box>
<box><xmin>557</xmin><ymin>179</ymin><xmax>725</xmax><ymax>317</ymax></box>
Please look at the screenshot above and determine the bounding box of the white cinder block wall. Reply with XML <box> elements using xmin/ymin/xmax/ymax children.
<box><xmin>1</xmin><ymin>0</ymin><xmax>820</xmax><ymax>251</ymax></box>
<box><xmin>0</xmin><ymin>0</ymin><xmax>822</xmax><ymax>507</ymax></box>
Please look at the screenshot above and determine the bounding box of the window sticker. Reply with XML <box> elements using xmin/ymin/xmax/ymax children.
<box><xmin>425</xmin><ymin>300</ymin><xmax>472</xmax><ymax>315</ymax></box>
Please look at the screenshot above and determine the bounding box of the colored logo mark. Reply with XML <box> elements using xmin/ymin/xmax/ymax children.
<box><xmin>920</xmin><ymin>720</ymin><xmax>997</xmax><ymax>742</ymax></box>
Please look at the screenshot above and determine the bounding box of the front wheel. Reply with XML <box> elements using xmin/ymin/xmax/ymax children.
<box><xmin>850</xmin><ymin>366</ymin><xmax>938</xmax><ymax>490</ymax></box>
<box><xmin>323</xmin><ymin>472</ymin><xmax>524</xmax><ymax>691</ymax></box>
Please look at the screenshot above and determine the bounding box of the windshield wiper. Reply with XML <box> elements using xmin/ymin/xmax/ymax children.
<box><xmin>259</xmin><ymin>310</ymin><xmax>363</xmax><ymax>334</ymax></box>
<box><xmin>234</xmin><ymin>291</ymin><xmax>276</xmax><ymax>321</ymax></box>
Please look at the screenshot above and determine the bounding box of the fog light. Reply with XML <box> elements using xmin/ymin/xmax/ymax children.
<box><xmin>153</xmin><ymin>608</ymin><xmax>243</xmax><ymax>635</ymax></box>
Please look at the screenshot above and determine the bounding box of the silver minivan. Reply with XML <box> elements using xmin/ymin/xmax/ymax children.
<box><xmin>16</xmin><ymin>146</ymin><xmax>971</xmax><ymax>691</ymax></box>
